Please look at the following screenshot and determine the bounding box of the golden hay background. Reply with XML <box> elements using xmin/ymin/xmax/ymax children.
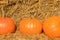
<box><xmin>0</xmin><ymin>0</ymin><xmax>60</xmax><ymax>40</ymax></box>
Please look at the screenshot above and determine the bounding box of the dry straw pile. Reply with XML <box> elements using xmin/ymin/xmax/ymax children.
<box><xmin>0</xmin><ymin>0</ymin><xmax>60</xmax><ymax>40</ymax></box>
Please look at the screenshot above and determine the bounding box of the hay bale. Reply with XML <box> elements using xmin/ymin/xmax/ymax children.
<box><xmin>0</xmin><ymin>0</ymin><xmax>60</xmax><ymax>40</ymax></box>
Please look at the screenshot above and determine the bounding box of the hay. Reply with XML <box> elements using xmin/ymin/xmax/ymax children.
<box><xmin>0</xmin><ymin>0</ymin><xmax>60</xmax><ymax>40</ymax></box>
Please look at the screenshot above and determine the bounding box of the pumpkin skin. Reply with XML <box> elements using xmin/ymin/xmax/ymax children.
<box><xmin>19</xmin><ymin>18</ymin><xmax>43</xmax><ymax>35</ymax></box>
<box><xmin>43</xmin><ymin>16</ymin><xmax>60</xmax><ymax>38</ymax></box>
<box><xmin>0</xmin><ymin>17</ymin><xmax>16</xmax><ymax>35</ymax></box>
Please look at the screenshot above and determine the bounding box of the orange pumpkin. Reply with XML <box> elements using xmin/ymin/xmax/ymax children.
<box><xmin>0</xmin><ymin>17</ymin><xmax>15</xmax><ymax>35</ymax></box>
<box><xmin>19</xmin><ymin>18</ymin><xmax>42</xmax><ymax>35</ymax></box>
<box><xmin>43</xmin><ymin>16</ymin><xmax>60</xmax><ymax>38</ymax></box>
